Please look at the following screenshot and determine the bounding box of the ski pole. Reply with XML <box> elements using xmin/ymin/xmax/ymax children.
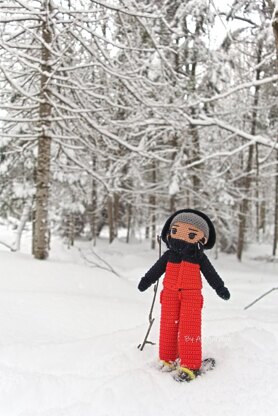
<box><xmin>244</xmin><ymin>287</ymin><xmax>278</xmax><ymax>310</ymax></box>
<box><xmin>138</xmin><ymin>235</ymin><xmax>161</xmax><ymax>351</ymax></box>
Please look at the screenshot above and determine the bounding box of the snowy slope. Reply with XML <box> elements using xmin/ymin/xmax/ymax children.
<box><xmin>0</xmin><ymin>234</ymin><xmax>278</xmax><ymax>416</ymax></box>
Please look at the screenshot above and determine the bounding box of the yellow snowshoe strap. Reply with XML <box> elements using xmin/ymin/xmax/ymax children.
<box><xmin>179</xmin><ymin>367</ymin><xmax>197</xmax><ymax>380</ymax></box>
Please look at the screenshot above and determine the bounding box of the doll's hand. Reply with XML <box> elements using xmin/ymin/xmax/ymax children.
<box><xmin>138</xmin><ymin>277</ymin><xmax>151</xmax><ymax>292</ymax></box>
<box><xmin>216</xmin><ymin>286</ymin><xmax>230</xmax><ymax>300</ymax></box>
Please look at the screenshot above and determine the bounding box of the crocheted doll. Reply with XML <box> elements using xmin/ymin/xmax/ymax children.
<box><xmin>138</xmin><ymin>209</ymin><xmax>230</xmax><ymax>382</ymax></box>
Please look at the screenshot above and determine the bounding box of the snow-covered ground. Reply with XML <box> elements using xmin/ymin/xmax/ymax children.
<box><xmin>0</xmin><ymin>227</ymin><xmax>278</xmax><ymax>416</ymax></box>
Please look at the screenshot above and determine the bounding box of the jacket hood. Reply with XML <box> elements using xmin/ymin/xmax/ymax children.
<box><xmin>161</xmin><ymin>208</ymin><xmax>216</xmax><ymax>250</ymax></box>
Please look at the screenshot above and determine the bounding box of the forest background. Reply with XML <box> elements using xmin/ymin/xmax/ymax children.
<box><xmin>1</xmin><ymin>0</ymin><xmax>278</xmax><ymax>261</ymax></box>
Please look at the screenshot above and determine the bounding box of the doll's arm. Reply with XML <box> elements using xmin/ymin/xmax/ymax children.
<box><xmin>138</xmin><ymin>250</ymin><xmax>170</xmax><ymax>292</ymax></box>
<box><xmin>200</xmin><ymin>254</ymin><xmax>230</xmax><ymax>300</ymax></box>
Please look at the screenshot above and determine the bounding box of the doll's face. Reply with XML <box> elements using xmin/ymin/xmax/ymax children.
<box><xmin>169</xmin><ymin>221</ymin><xmax>206</xmax><ymax>244</ymax></box>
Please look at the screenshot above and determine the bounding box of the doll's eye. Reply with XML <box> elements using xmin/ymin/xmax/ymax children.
<box><xmin>171</xmin><ymin>227</ymin><xmax>177</xmax><ymax>234</ymax></box>
<box><xmin>188</xmin><ymin>232</ymin><xmax>197</xmax><ymax>239</ymax></box>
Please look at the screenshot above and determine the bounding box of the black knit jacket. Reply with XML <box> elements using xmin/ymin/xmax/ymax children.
<box><xmin>139</xmin><ymin>242</ymin><xmax>226</xmax><ymax>294</ymax></box>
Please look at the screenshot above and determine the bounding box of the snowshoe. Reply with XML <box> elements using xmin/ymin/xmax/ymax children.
<box><xmin>200</xmin><ymin>357</ymin><xmax>215</xmax><ymax>374</ymax></box>
<box><xmin>159</xmin><ymin>360</ymin><xmax>177</xmax><ymax>372</ymax></box>
<box><xmin>173</xmin><ymin>358</ymin><xmax>216</xmax><ymax>382</ymax></box>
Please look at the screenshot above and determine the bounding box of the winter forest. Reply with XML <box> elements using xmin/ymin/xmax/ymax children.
<box><xmin>1</xmin><ymin>1</ymin><xmax>278</xmax><ymax>415</ymax></box>
<box><xmin>1</xmin><ymin>0</ymin><xmax>278</xmax><ymax>260</ymax></box>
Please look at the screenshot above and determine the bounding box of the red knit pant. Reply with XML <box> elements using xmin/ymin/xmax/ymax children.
<box><xmin>159</xmin><ymin>288</ymin><xmax>203</xmax><ymax>370</ymax></box>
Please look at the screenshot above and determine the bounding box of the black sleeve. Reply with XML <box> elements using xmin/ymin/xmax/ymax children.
<box><xmin>200</xmin><ymin>253</ymin><xmax>225</xmax><ymax>291</ymax></box>
<box><xmin>143</xmin><ymin>250</ymin><xmax>170</xmax><ymax>285</ymax></box>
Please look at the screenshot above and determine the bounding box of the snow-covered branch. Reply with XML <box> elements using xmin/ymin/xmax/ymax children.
<box><xmin>179</xmin><ymin>112</ymin><xmax>277</xmax><ymax>150</ymax></box>
<box><xmin>191</xmin><ymin>75</ymin><xmax>278</xmax><ymax>107</ymax></box>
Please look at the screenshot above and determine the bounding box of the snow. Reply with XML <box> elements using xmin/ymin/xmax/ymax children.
<box><xmin>169</xmin><ymin>174</ymin><xmax>180</xmax><ymax>196</ymax></box>
<box><xmin>0</xmin><ymin>230</ymin><xmax>278</xmax><ymax>416</ymax></box>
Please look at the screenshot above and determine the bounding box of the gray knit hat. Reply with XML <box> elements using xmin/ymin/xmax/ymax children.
<box><xmin>170</xmin><ymin>212</ymin><xmax>210</xmax><ymax>240</ymax></box>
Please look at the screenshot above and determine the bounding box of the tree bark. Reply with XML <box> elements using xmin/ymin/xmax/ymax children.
<box><xmin>273</xmin><ymin>6</ymin><xmax>278</xmax><ymax>61</ymax></box>
<box><xmin>255</xmin><ymin>143</ymin><xmax>260</xmax><ymax>241</ymax></box>
<box><xmin>113</xmin><ymin>192</ymin><xmax>120</xmax><ymax>238</ymax></box>
<box><xmin>150</xmin><ymin>161</ymin><xmax>156</xmax><ymax>250</ymax></box>
<box><xmin>260</xmin><ymin>198</ymin><xmax>266</xmax><ymax>234</ymax></box>
<box><xmin>170</xmin><ymin>133</ymin><xmax>178</xmax><ymax>212</ymax></box>
<box><xmin>237</xmin><ymin>144</ymin><xmax>254</xmax><ymax>261</ymax></box>
<box><xmin>237</xmin><ymin>42</ymin><xmax>262</xmax><ymax>261</ymax></box>
<box><xmin>272</xmin><ymin>5</ymin><xmax>278</xmax><ymax>256</ymax></box>
<box><xmin>189</xmin><ymin>21</ymin><xmax>202</xmax><ymax>206</ymax></box>
<box><xmin>145</xmin><ymin>224</ymin><xmax>150</xmax><ymax>240</ymax></box>
<box><xmin>190</xmin><ymin>122</ymin><xmax>201</xmax><ymax>204</ymax></box>
<box><xmin>108</xmin><ymin>195</ymin><xmax>114</xmax><ymax>244</ymax></box>
<box><xmin>88</xmin><ymin>157</ymin><xmax>97</xmax><ymax>243</ymax></box>
<box><xmin>273</xmin><ymin>152</ymin><xmax>278</xmax><ymax>256</ymax></box>
<box><xmin>126</xmin><ymin>203</ymin><xmax>132</xmax><ymax>243</ymax></box>
<box><xmin>33</xmin><ymin>0</ymin><xmax>53</xmax><ymax>260</ymax></box>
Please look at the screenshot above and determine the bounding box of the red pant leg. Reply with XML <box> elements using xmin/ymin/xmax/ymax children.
<box><xmin>159</xmin><ymin>289</ymin><xmax>180</xmax><ymax>363</ymax></box>
<box><xmin>179</xmin><ymin>290</ymin><xmax>203</xmax><ymax>370</ymax></box>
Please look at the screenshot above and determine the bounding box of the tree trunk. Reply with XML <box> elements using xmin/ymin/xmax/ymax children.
<box><xmin>150</xmin><ymin>200</ymin><xmax>156</xmax><ymax>249</ymax></box>
<box><xmin>88</xmin><ymin>158</ymin><xmax>97</xmax><ymax>244</ymax></box>
<box><xmin>66</xmin><ymin>214</ymin><xmax>75</xmax><ymax>248</ymax></box>
<box><xmin>145</xmin><ymin>224</ymin><xmax>150</xmax><ymax>240</ymax></box>
<box><xmin>190</xmin><ymin>123</ymin><xmax>201</xmax><ymax>204</ymax></box>
<box><xmin>108</xmin><ymin>195</ymin><xmax>114</xmax><ymax>244</ymax></box>
<box><xmin>113</xmin><ymin>193</ymin><xmax>120</xmax><ymax>238</ymax></box>
<box><xmin>32</xmin><ymin>204</ymin><xmax>36</xmax><ymax>256</ymax></box>
<box><xmin>271</xmin><ymin>2</ymin><xmax>278</xmax><ymax>256</ymax></box>
<box><xmin>169</xmin><ymin>132</ymin><xmax>178</xmax><ymax>213</ymax></box>
<box><xmin>126</xmin><ymin>204</ymin><xmax>132</xmax><ymax>243</ymax></box>
<box><xmin>69</xmin><ymin>214</ymin><xmax>75</xmax><ymax>247</ymax></box>
<box><xmin>273</xmin><ymin>151</ymin><xmax>278</xmax><ymax>256</ymax></box>
<box><xmin>33</xmin><ymin>1</ymin><xmax>53</xmax><ymax>260</ymax></box>
<box><xmin>272</xmin><ymin>6</ymin><xmax>278</xmax><ymax>62</ymax></box>
<box><xmin>150</xmin><ymin>161</ymin><xmax>156</xmax><ymax>250</ymax></box>
<box><xmin>237</xmin><ymin>144</ymin><xmax>255</xmax><ymax>261</ymax></box>
<box><xmin>255</xmin><ymin>143</ymin><xmax>260</xmax><ymax>241</ymax></box>
<box><xmin>236</xmin><ymin>42</ymin><xmax>262</xmax><ymax>261</ymax></box>
<box><xmin>170</xmin><ymin>195</ymin><xmax>176</xmax><ymax>213</ymax></box>
<box><xmin>260</xmin><ymin>198</ymin><xmax>266</xmax><ymax>234</ymax></box>
<box><xmin>188</xmin><ymin>21</ymin><xmax>202</xmax><ymax>207</ymax></box>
